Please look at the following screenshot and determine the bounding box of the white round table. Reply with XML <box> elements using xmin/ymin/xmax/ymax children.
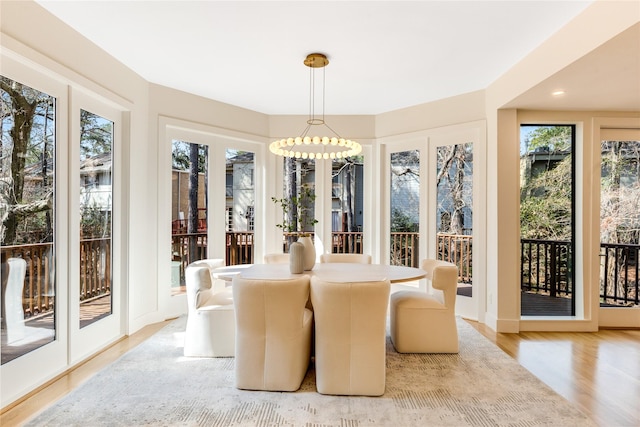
<box><xmin>218</xmin><ymin>263</ymin><xmax>426</xmax><ymax>284</ymax></box>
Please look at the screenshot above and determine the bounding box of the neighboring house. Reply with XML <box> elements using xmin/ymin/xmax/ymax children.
<box><xmin>331</xmin><ymin>162</ymin><xmax>364</xmax><ymax>232</ymax></box>
<box><xmin>226</xmin><ymin>152</ymin><xmax>255</xmax><ymax>232</ymax></box>
<box><xmin>80</xmin><ymin>152</ymin><xmax>113</xmax><ymax>213</ymax></box>
<box><xmin>390</xmin><ymin>152</ymin><xmax>420</xmax><ymax>230</ymax></box>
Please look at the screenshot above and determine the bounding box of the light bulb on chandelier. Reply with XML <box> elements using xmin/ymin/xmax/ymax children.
<box><xmin>269</xmin><ymin>53</ymin><xmax>362</xmax><ymax>160</ymax></box>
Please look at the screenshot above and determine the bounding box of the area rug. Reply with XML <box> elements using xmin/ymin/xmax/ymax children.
<box><xmin>27</xmin><ymin>317</ymin><xmax>595</xmax><ymax>426</ymax></box>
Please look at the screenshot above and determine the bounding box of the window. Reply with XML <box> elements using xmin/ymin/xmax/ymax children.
<box><xmin>599</xmin><ymin>134</ymin><xmax>640</xmax><ymax>308</ymax></box>
<box><xmin>436</xmin><ymin>142</ymin><xmax>474</xmax><ymax>293</ymax></box>
<box><xmin>390</xmin><ymin>150</ymin><xmax>420</xmax><ymax>267</ymax></box>
<box><xmin>79</xmin><ymin>109</ymin><xmax>114</xmax><ymax>327</ymax></box>
<box><xmin>170</xmin><ymin>140</ymin><xmax>208</xmax><ymax>292</ymax></box>
<box><xmin>331</xmin><ymin>156</ymin><xmax>364</xmax><ymax>253</ymax></box>
<box><xmin>1</xmin><ymin>76</ymin><xmax>57</xmax><ymax>363</ymax></box>
<box><xmin>520</xmin><ymin>125</ymin><xmax>575</xmax><ymax>316</ymax></box>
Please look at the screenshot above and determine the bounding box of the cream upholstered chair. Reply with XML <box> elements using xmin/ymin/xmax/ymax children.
<box><xmin>183</xmin><ymin>262</ymin><xmax>235</xmax><ymax>357</ymax></box>
<box><xmin>310</xmin><ymin>276</ymin><xmax>390</xmax><ymax>396</ymax></box>
<box><xmin>319</xmin><ymin>253</ymin><xmax>371</xmax><ymax>264</ymax></box>
<box><xmin>184</xmin><ymin>258</ymin><xmax>230</xmax><ymax>288</ymax></box>
<box><xmin>264</xmin><ymin>253</ymin><xmax>289</xmax><ymax>264</ymax></box>
<box><xmin>390</xmin><ymin>259</ymin><xmax>459</xmax><ymax>353</ymax></box>
<box><xmin>233</xmin><ymin>276</ymin><xmax>313</xmax><ymax>392</ymax></box>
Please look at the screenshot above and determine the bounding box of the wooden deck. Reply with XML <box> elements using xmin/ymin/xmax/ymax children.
<box><xmin>520</xmin><ymin>291</ymin><xmax>573</xmax><ymax>316</ymax></box>
<box><xmin>457</xmin><ymin>287</ymin><xmax>574</xmax><ymax>316</ymax></box>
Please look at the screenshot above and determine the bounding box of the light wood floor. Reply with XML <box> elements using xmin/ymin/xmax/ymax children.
<box><xmin>467</xmin><ymin>321</ymin><xmax>640</xmax><ymax>427</ymax></box>
<box><xmin>2</xmin><ymin>320</ymin><xmax>639</xmax><ymax>427</ymax></box>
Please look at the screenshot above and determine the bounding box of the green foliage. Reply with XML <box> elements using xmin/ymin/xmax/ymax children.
<box><xmin>520</xmin><ymin>155</ymin><xmax>572</xmax><ymax>240</ymax></box>
<box><xmin>172</xmin><ymin>141</ymin><xmax>207</xmax><ymax>172</ymax></box>
<box><xmin>523</xmin><ymin>126</ymin><xmax>572</xmax><ymax>153</ymax></box>
<box><xmin>272</xmin><ymin>183</ymin><xmax>317</xmax><ymax>233</ymax></box>
<box><xmin>80</xmin><ymin>205</ymin><xmax>111</xmax><ymax>239</ymax></box>
<box><xmin>391</xmin><ymin>208</ymin><xmax>418</xmax><ymax>232</ymax></box>
<box><xmin>80</xmin><ymin>110</ymin><xmax>112</xmax><ymax>159</ymax></box>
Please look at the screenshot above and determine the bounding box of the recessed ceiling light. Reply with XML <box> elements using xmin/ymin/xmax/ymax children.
<box><xmin>552</xmin><ymin>90</ymin><xmax>566</xmax><ymax>96</ymax></box>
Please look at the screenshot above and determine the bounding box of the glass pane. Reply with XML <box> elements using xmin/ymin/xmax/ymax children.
<box><xmin>79</xmin><ymin>110</ymin><xmax>113</xmax><ymax>328</ymax></box>
<box><xmin>519</xmin><ymin>125</ymin><xmax>574</xmax><ymax>316</ymax></box>
<box><xmin>331</xmin><ymin>155</ymin><xmax>364</xmax><ymax>254</ymax></box>
<box><xmin>436</xmin><ymin>143</ymin><xmax>473</xmax><ymax>296</ymax></box>
<box><xmin>226</xmin><ymin>149</ymin><xmax>255</xmax><ymax>265</ymax></box>
<box><xmin>1</xmin><ymin>76</ymin><xmax>56</xmax><ymax>363</ymax></box>
<box><xmin>171</xmin><ymin>141</ymin><xmax>208</xmax><ymax>294</ymax></box>
<box><xmin>600</xmin><ymin>138</ymin><xmax>640</xmax><ymax>308</ymax></box>
<box><xmin>276</xmin><ymin>157</ymin><xmax>316</xmax><ymax>251</ymax></box>
<box><xmin>390</xmin><ymin>150</ymin><xmax>419</xmax><ymax>267</ymax></box>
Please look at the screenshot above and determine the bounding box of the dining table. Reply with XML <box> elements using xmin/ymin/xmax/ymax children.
<box><xmin>214</xmin><ymin>262</ymin><xmax>426</xmax><ymax>284</ymax></box>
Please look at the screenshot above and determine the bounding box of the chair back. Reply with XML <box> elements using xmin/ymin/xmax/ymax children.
<box><xmin>184</xmin><ymin>263</ymin><xmax>234</xmax><ymax>357</ymax></box>
<box><xmin>232</xmin><ymin>276</ymin><xmax>313</xmax><ymax>391</ymax></box>
<box><xmin>264</xmin><ymin>253</ymin><xmax>289</xmax><ymax>264</ymax></box>
<box><xmin>310</xmin><ymin>276</ymin><xmax>390</xmax><ymax>396</ymax></box>
<box><xmin>185</xmin><ymin>265</ymin><xmax>213</xmax><ymax>311</ymax></box>
<box><xmin>421</xmin><ymin>259</ymin><xmax>458</xmax><ymax>309</ymax></box>
<box><xmin>189</xmin><ymin>258</ymin><xmax>226</xmax><ymax>291</ymax></box>
<box><xmin>319</xmin><ymin>253</ymin><xmax>371</xmax><ymax>264</ymax></box>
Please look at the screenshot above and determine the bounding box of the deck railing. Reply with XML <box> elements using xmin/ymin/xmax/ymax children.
<box><xmin>226</xmin><ymin>231</ymin><xmax>254</xmax><ymax>265</ymax></box>
<box><xmin>437</xmin><ymin>233</ymin><xmax>473</xmax><ymax>283</ymax></box>
<box><xmin>520</xmin><ymin>238</ymin><xmax>572</xmax><ymax>298</ymax></box>
<box><xmin>390</xmin><ymin>232</ymin><xmax>420</xmax><ymax>268</ymax></box>
<box><xmin>600</xmin><ymin>242</ymin><xmax>639</xmax><ymax>306</ymax></box>
<box><xmin>2</xmin><ymin>238</ymin><xmax>112</xmax><ymax>318</ymax></box>
<box><xmin>79</xmin><ymin>238</ymin><xmax>111</xmax><ymax>301</ymax></box>
<box><xmin>331</xmin><ymin>232</ymin><xmax>363</xmax><ymax>254</ymax></box>
<box><xmin>521</xmin><ymin>239</ymin><xmax>639</xmax><ymax>307</ymax></box>
<box><xmin>2</xmin><ymin>243</ymin><xmax>55</xmax><ymax>317</ymax></box>
<box><xmin>7</xmin><ymin>232</ymin><xmax>636</xmax><ymax>319</ymax></box>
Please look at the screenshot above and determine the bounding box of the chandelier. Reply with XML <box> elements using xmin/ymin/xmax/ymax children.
<box><xmin>269</xmin><ymin>53</ymin><xmax>362</xmax><ymax>160</ymax></box>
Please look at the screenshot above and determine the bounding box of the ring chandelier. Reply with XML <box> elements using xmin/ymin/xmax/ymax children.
<box><xmin>269</xmin><ymin>53</ymin><xmax>362</xmax><ymax>160</ymax></box>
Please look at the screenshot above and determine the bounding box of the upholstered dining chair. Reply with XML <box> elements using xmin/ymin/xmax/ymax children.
<box><xmin>183</xmin><ymin>262</ymin><xmax>235</xmax><ymax>357</ymax></box>
<box><xmin>187</xmin><ymin>258</ymin><xmax>230</xmax><ymax>288</ymax></box>
<box><xmin>390</xmin><ymin>259</ymin><xmax>459</xmax><ymax>353</ymax></box>
<box><xmin>233</xmin><ymin>276</ymin><xmax>313</xmax><ymax>392</ymax></box>
<box><xmin>264</xmin><ymin>253</ymin><xmax>289</xmax><ymax>264</ymax></box>
<box><xmin>310</xmin><ymin>276</ymin><xmax>390</xmax><ymax>396</ymax></box>
<box><xmin>319</xmin><ymin>253</ymin><xmax>372</xmax><ymax>264</ymax></box>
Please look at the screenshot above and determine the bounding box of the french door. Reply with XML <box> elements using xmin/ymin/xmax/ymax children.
<box><xmin>598</xmin><ymin>125</ymin><xmax>640</xmax><ymax>328</ymax></box>
<box><xmin>160</xmin><ymin>120</ymin><xmax>261</xmax><ymax>318</ymax></box>
<box><xmin>383</xmin><ymin>122</ymin><xmax>486</xmax><ymax>321</ymax></box>
<box><xmin>429</xmin><ymin>125</ymin><xmax>485</xmax><ymax>321</ymax></box>
<box><xmin>68</xmin><ymin>91</ymin><xmax>124</xmax><ymax>364</ymax></box>
<box><xmin>1</xmin><ymin>56</ymin><xmax>124</xmax><ymax>406</ymax></box>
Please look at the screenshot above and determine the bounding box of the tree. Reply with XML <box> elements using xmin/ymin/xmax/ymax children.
<box><xmin>520</xmin><ymin>156</ymin><xmax>572</xmax><ymax>240</ymax></box>
<box><xmin>436</xmin><ymin>144</ymin><xmax>472</xmax><ymax>235</ymax></box>
<box><xmin>273</xmin><ymin>158</ymin><xmax>317</xmax><ymax>245</ymax></box>
<box><xmin>331</xmin><ymin>156</ymin><xmax>363</xmax><ymax>233</ymax></box>
<box><xmin>520</xmin><ymin>126</ymin><xmax>573</xmax><ymax>240</ymax></box>
<box><xmin>600</xmin><ymin>140</ymin><xmax>640</xmax><ymax>245</ymax></box>
<box><xmin>599</xmin><ymin>140</ymin><xmax>640</xmax><ymax>304</ymax></box>
<box><xmin>390</xmin><ymin>150</ymin><xmax>420</xmax><ymax>230</ymax></box>
<box><xmin>522</xmin><ymin>125</ymin><xmax>572</xmax><ymax>154</ymax></box>
<box><xmin>1</xmin><ymin>76</ymin><xmax>55</xmax><ymax>245</ymax></box>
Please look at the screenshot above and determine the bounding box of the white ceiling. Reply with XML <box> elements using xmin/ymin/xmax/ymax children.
<box><xmin>34</xmin><ymin>1</ymin><xmax>638</xmax><ymax>115</ymax></box>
